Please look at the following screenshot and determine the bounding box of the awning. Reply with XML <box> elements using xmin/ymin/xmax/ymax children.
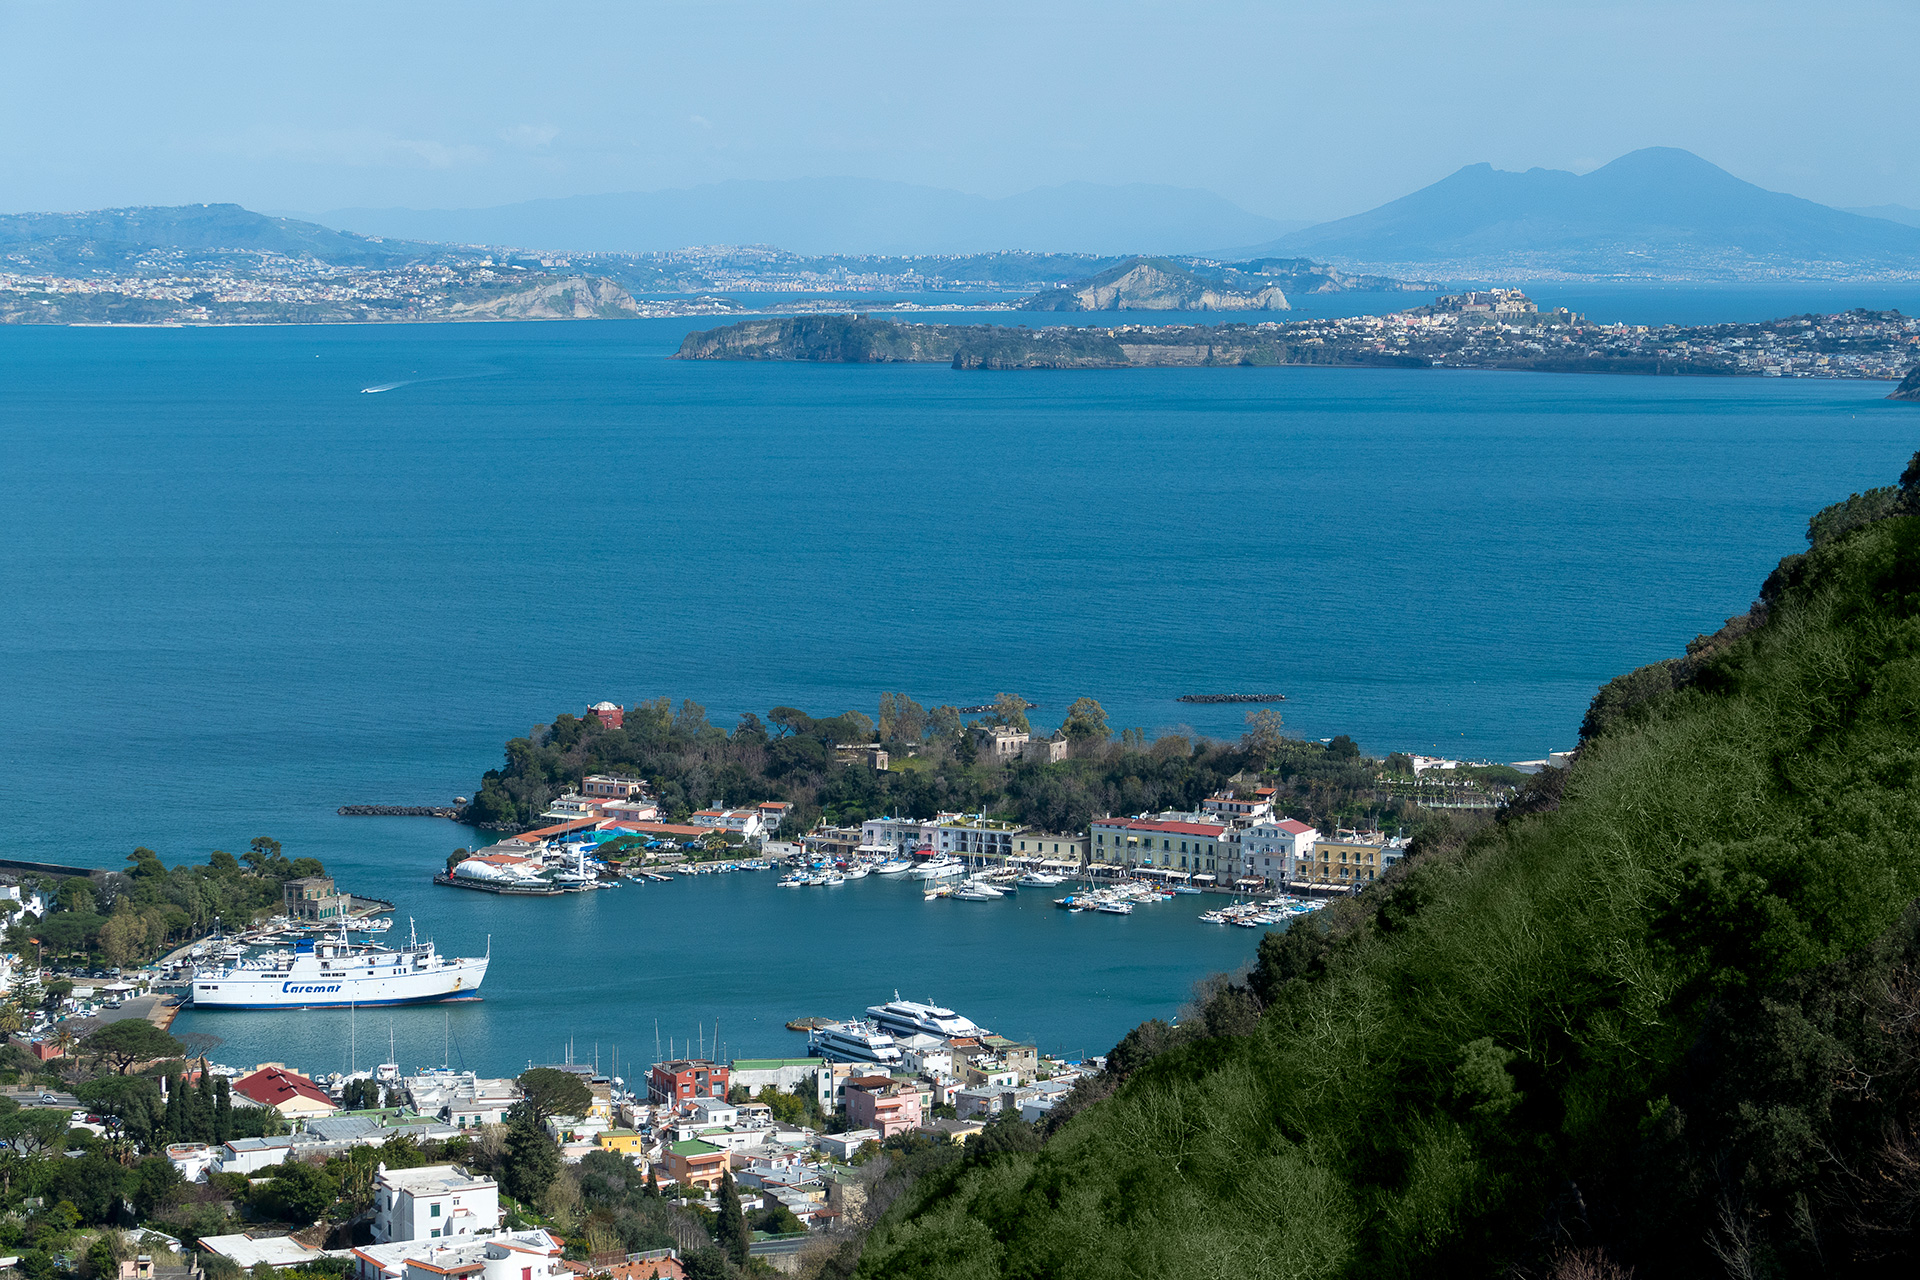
<box><xmin>1192</xmin><ymin>874</ymin><xmax>1217</xmax><ymax>883</ymax></box>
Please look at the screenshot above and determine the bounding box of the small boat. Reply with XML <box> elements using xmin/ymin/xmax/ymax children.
<box><xmin>841</xmin><ymin>864</ymin><xmax>870</xmax><ymax>880</ymax></box>
<box><xmin>1094</xmin><ymin>902</ymin><xmax>1133</xmax><ymax>915</ymax></box>
<box><xmin>777</xmin><ymin>873</ymin><xmax>810</xmax><ymax>888</ymax></box>
<box><xmin>1016</xmin><ymin>872</ymin><xmax>1064</xmax><ymax>888</ymax></box>
<box><xmin>873</xmin><ymin>859</ymin><xmax>914</xmax><ymax>876</ymax></box>
<box><xmin>951</xmin><ymin>886</ymin><xmax>997</xmax><ymax>902</ymax></box>
<box><xmin>820</xmin><ymin>872</ymin><xmax>846</xmax><ymax>887</ymax></box>
<box><xmin>962</xmin><ymin>880</ymin><xmax>1008</xmax><ymax>897</ymax></box>
<box><xmin>1169</xmin><ymin>885</ymin><xmax>1201</xmax><ymax>895</ymax></box>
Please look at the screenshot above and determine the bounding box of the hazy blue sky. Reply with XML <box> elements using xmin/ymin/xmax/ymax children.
<box><xmin>3</xmin><ymin>0</ymin><xmax>1915</xmax><ymax>220</ymax></box>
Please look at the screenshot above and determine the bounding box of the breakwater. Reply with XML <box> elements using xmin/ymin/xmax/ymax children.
<box><xmin>1177</xmin><ymin>693</ymin><xmax>1286</xmax><ymax>704</ymax></box>
<box><xmin>338</xmin><ymin>805</ymin><xmax>462</xmax><ymax>818</ymax></box>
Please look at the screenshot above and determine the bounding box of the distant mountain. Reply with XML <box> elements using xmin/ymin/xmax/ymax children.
<box><xmin>1847</xmin><ymin>204</ymin><xmax>1920</xmax><ymax>229</ymax></box>
<box><xmin>0</xmin><ymin>203</ymin><xmax>431</xmax><ymax>273</ymax></box>
<box><xmin>1233</xmin><ymin>149</ymin><xmax>1920</xmax><ymax>278</ymax></box>
<box><xmin>1020</xmin><ymin>257</ymin><xmax>1290</xmax><ymax>312</ymax></box>
<box><xmin>308</xmin><ymin>179</ymin><xmax>1307</xmax><ymax>258</ymax></box>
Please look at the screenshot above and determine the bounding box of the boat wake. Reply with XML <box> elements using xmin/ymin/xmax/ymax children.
<box><xmin>360</xmin><ymin>371</ymin><xmax>496</xmax><ymax>394</ymax></box>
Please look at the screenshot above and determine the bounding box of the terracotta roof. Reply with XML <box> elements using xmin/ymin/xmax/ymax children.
<box><xmin>1098</xmin><ymin>819</ymin><xmax>1229</xmax><ymax>837</ymax></box>
<box><xmin>232</xmin><ymin>1065</ymin><xmax>334</xmax><ymax>1110</ymax></box>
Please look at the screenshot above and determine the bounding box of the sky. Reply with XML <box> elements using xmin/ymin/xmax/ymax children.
<box><xmin>1</xmin><ymin>0</ymin><xmax>1916</xmax><ymax>222</ymax></box>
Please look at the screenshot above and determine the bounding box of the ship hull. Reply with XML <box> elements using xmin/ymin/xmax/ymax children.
<box><xmin>191</xmin><ymin>956</ymin><xmax>489</xmax><ymax>1009</ymax></box>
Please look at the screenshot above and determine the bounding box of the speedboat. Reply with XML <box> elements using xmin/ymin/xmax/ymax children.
<box><xmin>1016</xmin><ymin>871</ymin><xmax>1064</xmax><ymax>888</ymax></box>
<box><xmin>841</xmin><ymin>864</ymin><xmax>870</xmax><ymax>880</ymax></box>
<box><xmin>907</xmin><ymin>856</ymin><xmax>966</xmax><ymax>881</ymax></box>
<box><xmin>820</xmin><ymin>872</ymin><xmax>846</xmax><ymax>887</ymax></box>
<box><xmin>950</xmin><ymin>885</ymin><xmax>998</xmax><ymax>901</ymax></box>
<box><xmin>777</xmin><ymin>872</ymin><xmax>809</xmax><ymax>888</ymax></box>
<box><xmin>873</xmin><ymin>859</ymin><xmax>914</xmax><ymax>875</ymax></box>
<box><xmin>1093</xmin><ymin>901</ymin><xmax>1133</xmax><ymax>915</ymax></box>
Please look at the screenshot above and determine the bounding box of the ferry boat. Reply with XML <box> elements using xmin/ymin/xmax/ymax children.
<box><xmin>865</xmin><ymin>993</ymin><xmax>987</xmax><ymax>1039</ymax></box>
<box><xmin>807</xmin><ymin>1019</ymin><xmax>903</xmax><ymax>1065</ymax></box>
<box><xmin>190</xmin><ymin>921</ymin><xmax>488</xmax><ymax>1009</ymax></box>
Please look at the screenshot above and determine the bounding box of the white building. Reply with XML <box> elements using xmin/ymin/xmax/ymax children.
<box><xmin>689</xmin><ymin>809</ymin><xmax>769</xmax><ymax>839</ymax></box>
<box><xmin>1240</xmin><ymin>818</ymin><xmax>1321</xmax><ymax>885</ymax></box>
<box><xmin>404</xmin><ymin>1072</ymin><xmax>520</xmax><ymax>1129</ymax></box>
<box><xmin>371</xmin><ymin>1164</ymin><xmax>500</xmax><ymax>1244</ymax></box>
<box><xmin>1201</xmin><ymin>789</ymin><xmax>1275</xmax><ymax>822</ymax></box>
<box><xmin>350</xmin><ymin>1230</ymin><xmax>567</xmax><ymax>1280</ymax></box>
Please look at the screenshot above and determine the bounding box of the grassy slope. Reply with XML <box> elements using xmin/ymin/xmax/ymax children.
<box><xmin>858</xmin><ymin>503</ymin><xmax>1920</xmax><ymax>1278</ymax></box>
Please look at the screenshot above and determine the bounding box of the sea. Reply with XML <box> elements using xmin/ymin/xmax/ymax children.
<box><xmin>3</xmin><ymin>281</ymin><xmax>1918</xmax><ymax>1079</ymax></box>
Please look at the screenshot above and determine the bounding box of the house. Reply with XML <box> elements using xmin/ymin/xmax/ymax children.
<box><xmin>1021</xmin><ymin>733</ymin><xmax>1068</xmax><ymax>764</ymax></box>
<box><xmin>599</xmin><ymin>799</ymin><xmax>660</xmax><ymax>823</ymax></box>
<box><xmin>809</xmin><ymin>1129</ymin><xmax>879</xmax><ymax>1161</ymax></box>
<box><xmin>231</xmin><ymin>1066</ymin><xmax>338</xmax><ymax>1119</ymax></box>
<box><xmin>403</xmin><ymin>1071</ymin><xmax>521</xmax><ymax>1129</ymax></box>
<box><xmin>350</xmin><ymin>1230</ymin><xmax>566</xmax><ymax>1280</ymax></box>
<box><xmin>588</xmin><ymin>703</ymin><xmax>624</xmax><ymax>730</ymax></box>
<box><xmin>210</xmin><ymin>1135</ymin><xmax>311</xmax><ymax>1176</ymax></box>
<box><xmin>596</xmin><ymin>1129</ymin><xmax>647</xmax><ymax>1157</ymax></box>
<box><xmin>1089</xmin><ymin>816</ymin><xmax>1234</xmax><ymax>878</ymax></box>
<box><xmin>726</xmin><ymin>1058</ymin><xmax>818</xmax><ymax>1099</ymax></box>
<box><xmin>1297</xmin><ymin>832</ymin><xmax>1390</xmax><ymax>890</ymax></box>
<box><xmin>844</xmin><ymin>1078</ymin><xmax>921</xmax><ymax>1138</ymax></box>
<box><xmin>371</xmin><ymin>1165</ymin><xmax>501</xmax><ymax>1244</ymax></box>
<box><xmin>979</xmin><ymin>726</ymin><xmax>1028</xmax><ymax>760</ymax></box>
<box><xmin>198</xmin><ymin>1235</ymin><xmax>327</xmax><ymax>1271</ymax></box>
<box><xmin>1201</xmin><ymin>789</ymin><xmax>1274</xmax><ymax>822</ymax></box>
<box><xmin>576</xmin><ymin>1253</ymin><xmax>683</xmax><ymax>1280</ymax></box>
<box><xmin>648</xmin><ymin>1059</ymin><xmax>729</xmax><ymax>1105</ymax></box>
<box><xmin>165</xmin><ymin>1143</ymin><xmax>219</xmax><ymax>1181</ymax></box>
<box><xmin>665</xmin><ymin>1140</ymin><xmax>729</xmax><ymax>1191</ymax></box>
<box><xmin>755</xmin><ymin>801</ymin><xmax>793</xmax><ymax>830</ymax></box>
<box><xmin>688</xmin><ymin>809</ymin><xmax>768</xmax><ymax>840</ymax></box>
<box><xmin>831</xmin><ymin>744</ymin><xmax>889</xmax><ymax>770</ymax></box>
<box><xmin>282</xmin><ymin>876</ymin><xmax>349</xmax><ymax>921</ymax></box>
<box><xmin>1240</xmin><ymin>818</ymin><xmax>1321</xmax><ymax>886</ymax></box>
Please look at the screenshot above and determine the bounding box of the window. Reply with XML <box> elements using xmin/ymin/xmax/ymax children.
<box><xmin>431</xmin><ymin>1204</ymin><xmax>441</xmax><ymax>1217</ymax></box>
<box><xmin>430</xmin><ymin>1229</ymin><xmax>440</xmax><ymax>1239</ymax></box>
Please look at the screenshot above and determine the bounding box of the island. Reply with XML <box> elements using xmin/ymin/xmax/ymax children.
<box><xmin>1892</xmin><ymin>363</ymin><xmax>1920</xmax><ymax>400</ymax></box>
<box><xmin>677</xmin><ymin>296</ymin><xmax>1920</xmax><ymax>381</ymax></box>
<box><xmin>1017</xmin><ymin>254</ymin><xmax>1433</xmax><ymax>312</ymax></box>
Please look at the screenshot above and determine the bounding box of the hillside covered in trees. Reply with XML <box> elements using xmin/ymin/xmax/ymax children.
<box><xmin>843</xmin><ymin>461</ymin><xmax>1920</xmax><ymax>1278</ymax></box>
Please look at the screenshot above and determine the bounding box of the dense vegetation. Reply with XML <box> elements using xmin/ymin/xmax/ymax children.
<box><xmin>843</xmin><ymin>465</ymin><xmax>1920</xmax><ymax>1278</ymax></box>
<box><xmin>462</xmin><ymin>695</ymin><xmax>1465</xmax><ymax>841</ymax></box>
<box><xmin>2</xmin><ymin>838</ymin><xmax>327</xmax><ymax>974</ymax></box>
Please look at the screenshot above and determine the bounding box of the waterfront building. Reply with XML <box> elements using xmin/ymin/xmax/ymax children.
<box><xmin>232</xmin><ymin>1065</ymin><xmax>338</xmax><ymax>1118</ymax></box>
<box><xmin>1009</xmin><ymin>831</ymin><xmax>1088</xmax><ymax>865</ymax></box>
<box><xmin>689</xmin><ymin>808</ymin><xmax>770</xmax><ymax>839</ymax></box>
<box><xmin>1021</xmin><ymin>732</ymin><xmax>1069</xmax><ymax>764</ymax></box>
<box><xmin>371</xmin><ymin>1164</ymin><xmax>500</xmax><ymax>1244</ymax></box>
<box><xmin>979</xmin><ymin>726</ymin><xmax>1029</xmax><ymax>760</ymax></box>
<box><xmin>600</xmin><ymin>798</ymin><xmax>660</xmax><ymax>823</ymax></box>
<box><xmin>798</xmin><ymin>826</ymin><xmax>863</xmax><ymax>861</ymax></box>
<box><xmin>1089</xmin><ymin>816</ymin><xmax>1235</xmax><ymax>878</ymax></box>
<box><xmin>1240</xmin><ymin>818</ymin><xmax>1321</xmax><ymax>886</ymax></box>
<box><xmin>1297</xmin><ymin>831</ymin><xmax>1391</xmax><ymax>890</ymax></box>
<box><xmin>649</xmin><ymin>1058</ymin><xmax>729</xmax><ymax>1105</ymax></box>
<box><xmin>283</xmin><ymin>875</ymin><xmax>349</xmax><ymax>920</ymax></box>
<box><xmin>588</xmin><ymin>702</ymin><xmax>625</xmax><ymax>730</ymax></box>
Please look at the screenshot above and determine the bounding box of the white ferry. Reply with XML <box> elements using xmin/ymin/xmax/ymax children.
<box><xmin>808</xmin><ymin>1019</ymin><xmax>903</xmax><ymax>1065</ymax></box>
<box><xmin>865</xmin><ymin>993</ymin><xmax>987</xmax><ymax>1039</ymax></box>
<box><xmin>190</xmin><ymin>921</ymin><xmax>488</xmax><ymax>1009</ymax></box>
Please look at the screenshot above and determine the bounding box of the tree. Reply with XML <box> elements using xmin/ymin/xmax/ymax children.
<box><xmin>1326</xmin><ymin>734</ymin><xmax>1360</xmax><ymax>761</ymax></box>
<box><xmin>244</xmin><ymin>836</ymin><xmax>283</xmax><ymax>872</ymax></box>
<box><xmin>1241</xmin><ymin>707</ymin><xmax>1286</xmax><ymax>762</ymax></box>
<box><xmin>714</xmin><ymin>1170</ymin><xmax>749</xmax><ymax>1266</ymax></box>
<box><xmin>126</xmin><ymin>849</ymin><xmax>167</xmax><ymax>880</ymax></box>
<box><xmin>253</xmin><ymin>1160</ymin><xmax>338</xmax><ymax>1224</ymax></box>
<box><xmin>500</xmin><ymin>1108</ymin><xmax>559</xmax><ymax>1204</ymax></box>
<box><xmin>878</xmin><ymin>693</ymin><xmax>927</xmax><ymax>744</ymax></box>
<box><xmin>85</xmin><ymin>1021</ymin><xmax>183</xmax><ymax>1074</ymax></box>
<box><xmin>1061</xmin><ymin>697</ymin><xmax>1110</xmax><ymax>743</ymax></box>
<box><xmin>515</xmin><ymin>1067</ymin><xmax>593</xmax><ymax>1124</ymax></box>
<box><xmin>214</xmin><ymin>1075</ymin><xmax>233</xmax><ymax>1142</ymax></box>
<box><xmin>990</xmin><ymin>693</ymin><xmax>1030</xmax><ymax>733</ymax></box>
<box><xmin>0</xmin><ymin>1107</ymin><xmax>70</xmax><ymax>1157</ymax></box>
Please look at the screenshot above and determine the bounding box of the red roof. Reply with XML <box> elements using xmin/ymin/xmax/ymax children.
<box><xmin>232</xmin><ymin>1065</ymin><xmax>334</xmax><ymax>1110</ymax></box>
<box><xmin>1274</xmin><ymin>820</ymin><xmax>1313</xmax><ymax>834</ymax></box>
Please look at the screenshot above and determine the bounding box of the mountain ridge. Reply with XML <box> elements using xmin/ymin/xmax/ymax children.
<box><xmin>1234</xmin><ymin>148</ymin><xmax>1920</xmax><ymax>278</ymax></box>
<box><xmin>303</xmin><ymin>178</ymin><xmax>1307</xmax><ymax>258</ymax></box>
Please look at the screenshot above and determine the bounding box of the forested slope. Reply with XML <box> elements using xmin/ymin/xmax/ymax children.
<box><xmin>856</xmin><ymin>464</ymin><xmax>1920</xmax><ymax>1279</ymax></box>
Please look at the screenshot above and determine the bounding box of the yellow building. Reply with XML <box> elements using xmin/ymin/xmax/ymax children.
<box><xmin>597</xmin><ymin>1129</ymin><xmax>647</xmax><ymax>1156</ymax></box>
<box><xmin>1297</xmin><ymin>835</ymin><xmax>1384</xmax><ymax>889</ymax></box>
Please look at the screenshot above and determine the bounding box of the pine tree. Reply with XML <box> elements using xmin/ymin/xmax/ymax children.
<box><xmin>645</xmin><ymin>1165</ymin><xmax>659</xmax><ymax>1198</ymax></box>
<box><xmin>163</xmin><ymin>1074</ymin><xmax>186</xmax><ymax>1141</ymax></box>
<box><xmin>500</xmin><ymin>1107</ymin><xmax>559</xmax><ymax>1204</ymax></box>
<box><xmin>715</xmin><ymin>1170</ymin><xmax>749</xmax><ymax>1266</ymax></box>
<box><xmin>193</xmin><ymin>1059</ymin><xmax>216</xmax><ymax>1141</ymax></box>
<box><xmin>214</xmin><ymin>1076</ymin><xmax>233</xmax><ymax>1143</ymax></box>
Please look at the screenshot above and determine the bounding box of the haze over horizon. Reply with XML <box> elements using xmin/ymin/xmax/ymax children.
<box><xmin>2</xmin><ymin>0</ymin><xmax>1916</xmax><ymax>229</ymax></box>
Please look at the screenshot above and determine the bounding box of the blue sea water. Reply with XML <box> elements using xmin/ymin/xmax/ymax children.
<box><xmin>2</xmin><ymin>310</ymin><xmax>1916</xmax><ymax>1077</ymax></box>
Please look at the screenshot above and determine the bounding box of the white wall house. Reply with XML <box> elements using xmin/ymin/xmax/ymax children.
<box><xmin>371</xmin><ymin>1164</ymin><xmax>500</xmax><ymax>1244</ymax></box>
<box><xmin>1241</xmin><ymin>819</ymin><xmax>1321</xmax><ymax>884</ymax></box>
<box><xmin>690</xmin><ymin>809</ymin><xmax>769</xmax><ymax>839</ymax></box>
<box><xmin>351</xmin><ymin>1230</ymin><xmax>567</xmax><ymax>1280</ymax></box>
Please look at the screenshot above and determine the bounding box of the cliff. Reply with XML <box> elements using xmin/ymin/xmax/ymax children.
<box><xmin>444</xmin><ymin>276</ymin><xmax>639</xmax><ymax>320</ymax></box>
<box><xmin>1019</xmin><ymin>256</ymin><xmax>1289</xmax><ymax>312</ymax></box>
<box><xmin>1892</xmin><ymin>363</ymin><xmax>1920</xmax><ymax>400</ymax></box>
<box><xmin>675</xmin><ymin>314</ymin><xmax>979</xmax><ymax>362</ymax></box>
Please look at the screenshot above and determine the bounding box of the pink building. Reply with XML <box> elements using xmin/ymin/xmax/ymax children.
<box><xmin>845</xmin><ymin>1076</ymin><xmax>921</xmax><ymax>1138</ymax></box>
